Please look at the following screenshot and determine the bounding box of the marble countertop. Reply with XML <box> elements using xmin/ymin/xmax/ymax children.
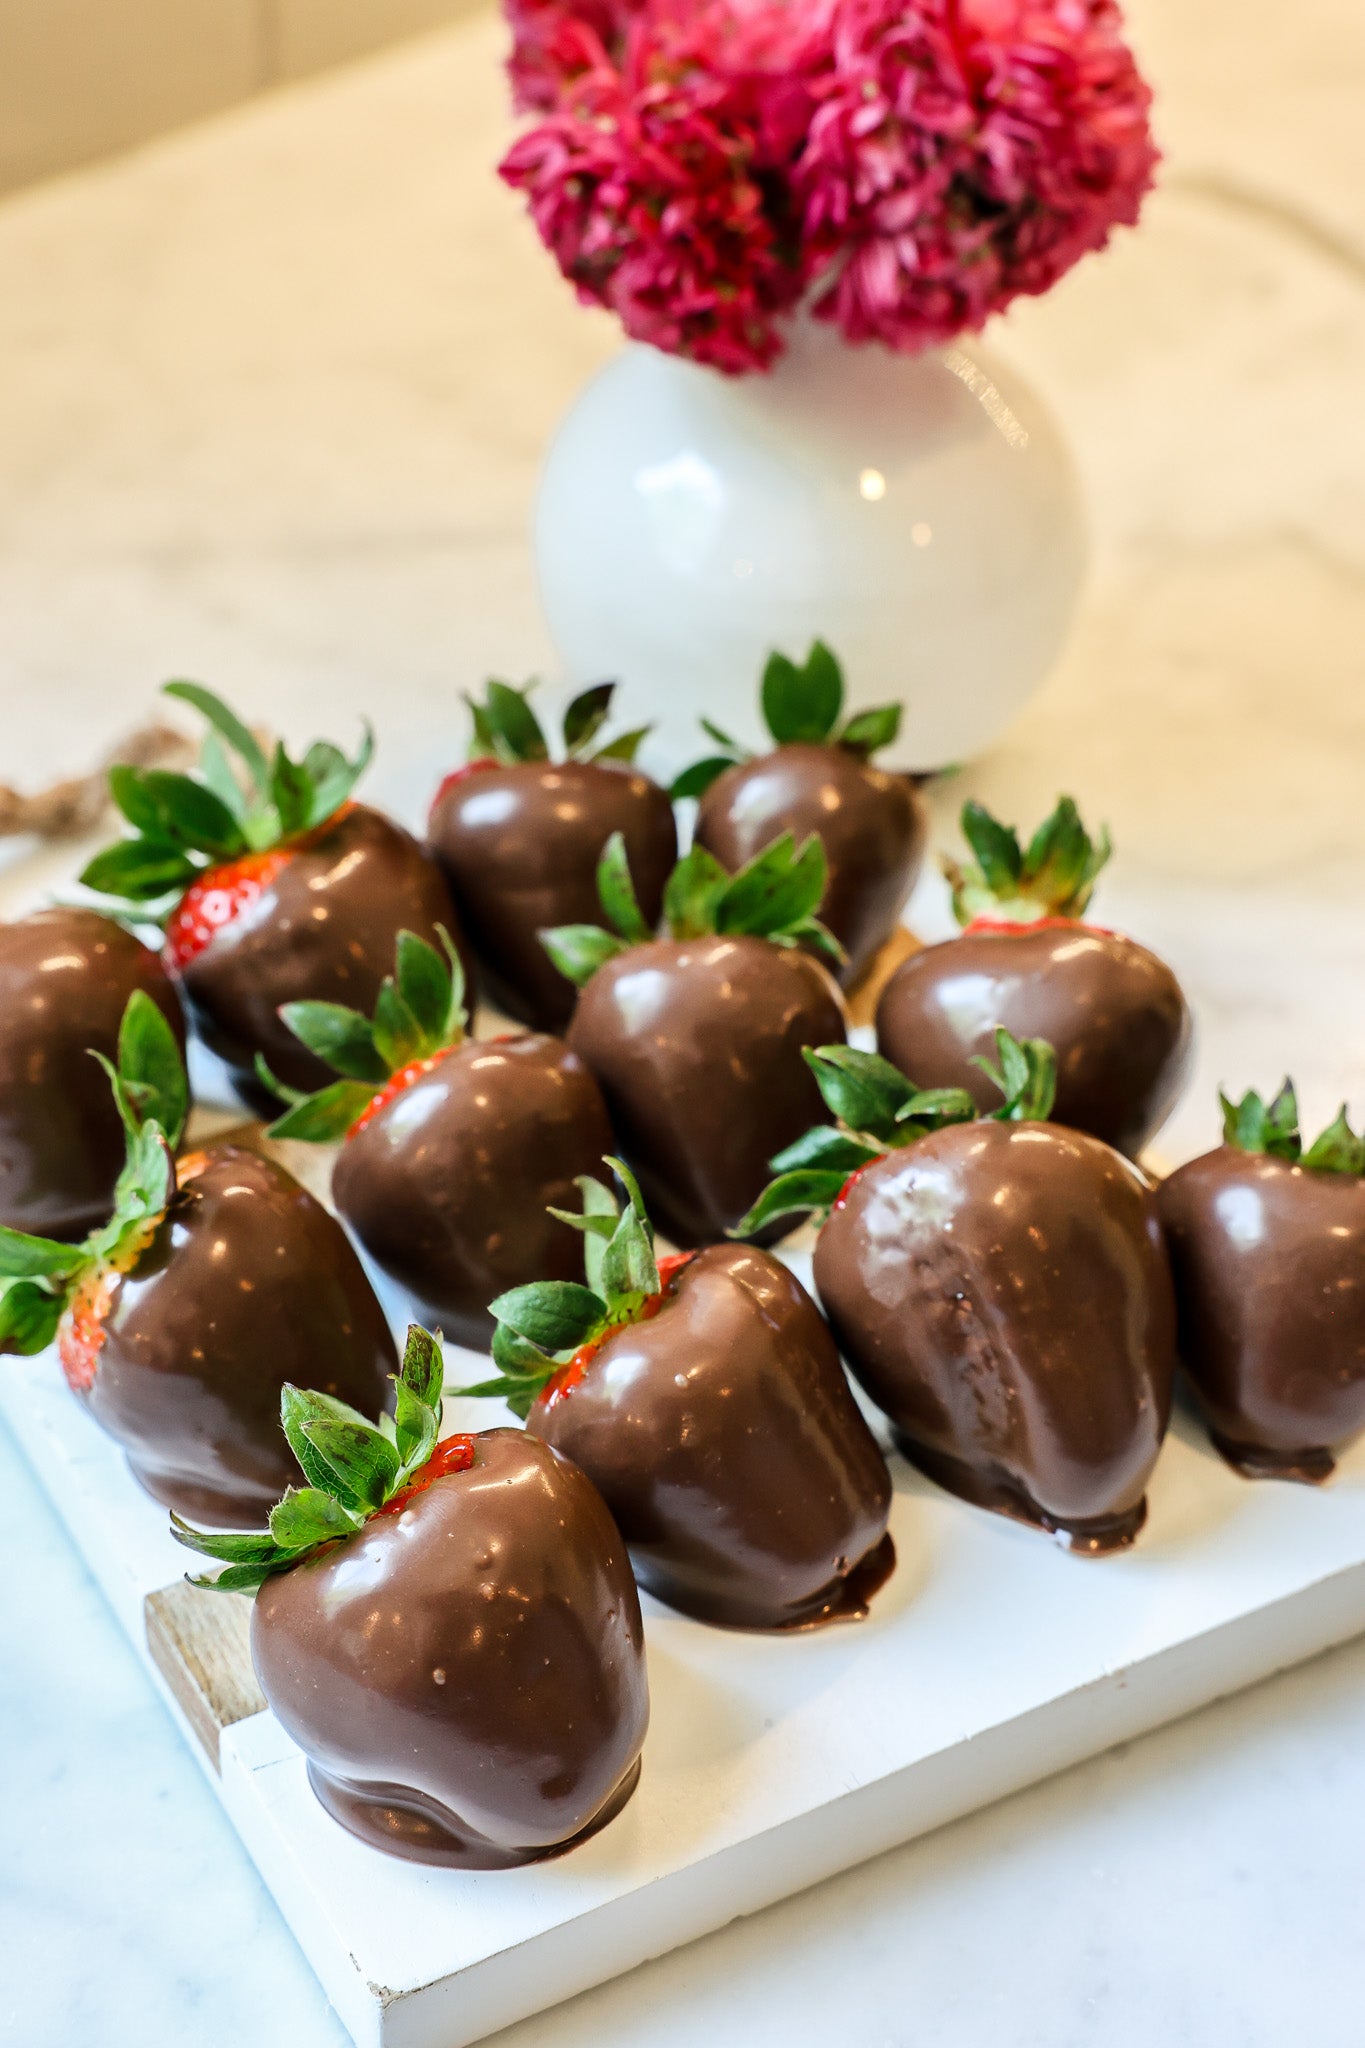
<box><xmin>1</xmin><ymin>1</ymin><xmax>1363</xmax><ymax>2042</ymax></box>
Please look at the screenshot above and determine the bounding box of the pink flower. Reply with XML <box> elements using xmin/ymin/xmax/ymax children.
<box><xmin>499</xmin><ymin>0</ymin><xmax>1158</xmax><ymax>371</ymax></box>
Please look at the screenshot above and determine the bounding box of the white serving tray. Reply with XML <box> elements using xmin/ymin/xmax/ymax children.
<box><xmin>6</xmin><ymin>1212</ymin><xmax>1365</xmax><ymax>2048</ymax></box>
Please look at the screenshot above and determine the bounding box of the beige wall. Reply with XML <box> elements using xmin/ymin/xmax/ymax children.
<box><xmin>0</xmin><ymin>0</ymin><xmax>478</xmax><ymax>196</ymax></box>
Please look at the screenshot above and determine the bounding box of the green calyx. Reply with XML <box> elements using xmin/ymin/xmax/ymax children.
<box><xmin>259</xmin><ymin>927</ymin><xmax>467</xmax><ymax>1141</ymax></box>
<box><xmin>1220</xmin><ymin>1081</ymin><xmax>1365</xmax><ymax>1176</ymax></box>
<box><xmin>0</xmin><ymin>992</ymin><xmax>187</xmax><ymax>1355</ymax></box>
<box><xmin>79</xmin><ymin>680</ymin><xmax>373</xmax><ymax>915</ymax></box>
<box><xmin>460</xmin><ymin>1157</ymin><xmax>666</xmax><ymax>1419</ymax></box>
<box><xmin>465</xmin><ymin>677</ymin><xmax>650</xmax><ymax>769</ymax></box>
<box><xmin>731</xmin><ymin>1027</ymin><xmax>1058</xmax><ymax>1237</ymax></box>
<box><xmin>172</xmin><ymin>1324</ymin><xmax>451</xmax><ymax>1593</ymax></box>
<box><xmin>540</xmin><ymin>828</ymin><xmax>843</xmax><ymax>990</ymax></box>
<box><xmin>944</xmin><ymin>795</ymin><xmax>1112</xmax><ymax>926</ymax></box>
<box><xmin>670</xmin><ymin>641</ymin><xmax>902</xmax><ymax>800</ymax></box>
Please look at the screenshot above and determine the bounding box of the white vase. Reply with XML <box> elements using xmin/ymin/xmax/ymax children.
<box><xmin>534</xmin><ymin>320</ymin><xmax>1087</xmax><ymax>770</ymax></box>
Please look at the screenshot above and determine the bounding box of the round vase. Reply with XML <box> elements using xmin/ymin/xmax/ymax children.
<box><xmin>534</xmin><ymin>320</ymin><xmax>1086</xmax><ymax>770</ymax></box>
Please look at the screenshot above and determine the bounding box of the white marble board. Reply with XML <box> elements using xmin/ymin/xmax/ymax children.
<box><xmin>5</xmin><ymin>1211</ymin><xmax>1365</xmax><ymax>2048</ymax></box>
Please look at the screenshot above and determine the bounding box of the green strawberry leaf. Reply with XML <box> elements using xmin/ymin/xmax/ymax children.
<box><xmin>1302</xmin><ymin>1107</ymin><xmax>1365</xmax><ymax>1176</ymax></box>
<box><xmin>487</xmin><ymin>1281</ymin><xmax>606</xmax><ymax>1354</ymax></box>
<box><xmin>761</xmin><ymin>641</ymin><xmax>843</xmax><ymax>745</ymax></box>
<box><xmin>802</xmin><ymin>1045</ymin><xmax>919</xmax><ymax>1142</ymax></box>
<box><xmin>277</xmin><ymin>1001</ymin><xmax>387</xmax><ymax>1083</ymax></box>
<box><xmin>960</xmin><ymin>801</ymin><xmax>1022</xmax><ymax>895</ymax></box>
<box><xmin>662</xmin><ymin>843</ymin><xmax>731</xmax><ymax>939</ymax></box>
<box><xmin>79</xmin><ymin>838</ymin><xmax>197</xmax><ymax>903</ymax></box>
<box><xmin>768</xmin><ymin>1126</ymin><xmax>882</xmax><ymax>1176</ymax></box>
<box><xmin>268</xmin><ymin>1079</ymin><xmax>375</xmax><ymax>1143</ymax></box>
<box><xmin>730</xmin><ymin>1169</ymin><xmax>848</xmax><ymax>1239</ymax></box>
<box><xmin>538</xmin><ymin>924</ymin><xmax>626</xmax><ymax>989</ymax></box>
<box><xmin>198</xmin><ymin>730</ymin><xmax>248</xmax><ymax>822</ymax></box>
<box><xmin>169</xmin><ymin>1515</ymin><xmax>290</xmax><ymax>1566</ymax></box>
<box><xmin>137</xmin><ymin>769</ymin><xmax>246</xmax><ymax>857</ymax></box>
<box><xmin>269</xmin><ymin>742</ymin><xmax>315</xmax><ymax>839</ymax></box>
<box><xmin>562</xmin><ymin>682</ymin><xmax>616</xmax><ymax>757</ymax></box>
<box><xmin>398</xmin><ymin>1321</ymin><xmax>445</xmax><ymax>1413</ymax></box>
<box><xmin>481</xmin><ymin>678</ymin><xmax>549</xmax><ymax>763</ymax></box>
<box><xmin>0</xmin><ymin>1280</ymin><xmax>64</xmax><ymax>1356</ymax></box>
<box><xmin>590</xmin><ymin>726</ymin><xmax>650</xmax><ymax>764</ymax></box>
<box><xmin>596</xmin><ymin>831</ymin><xmax>653</xmax><ymax>945</ymax></box>
<box><xmin>394</xmin><ymin>927</ymin><xmax>466</xmax><ymax>1051</ymax></box>
<box><xmin>669</xmin><ymin>756</ymin><xmax>736</xmax><ymax>801</ymax></box>
<box><xmin>552</xmin><ymin>1173</ymin><xmax>619</xmax><ymax>1292</ymax></box>
<box><xmin>838</xmin><ymin>702</ymin><xmax>902</xmax><ymax>758</ymax></box>
<box><xmin>972</xmin><ymin>1029</ymin><xmax>1058</xmax><ymax>1122</ymax></box>
<box><xmin>715</xmin><ymin>832</ymin><xmax>827</xmax><ymax>940</ymax></box>
<box><xmin>0</xmin><ymin>1226</ymin><xmax>87</xmax><ymax>1280</ymax></box>
<box><xmin>163</xmin><ymin>680</ymin><xmax>270</xmax><ymax>797</ymax></box>
<box><xmin>297</xmin><ymin>1402</ymin><xmax>399</xmax><ymax>1513</ymax></box>
<box><xmin>117</xmin><ymin>989</ymin><xmax>189</xmax><ymax>1148</ymax></box>
<box><xmin>371</xmin><ymin>980</ymin><xmax>424</xmax><ymax>1073</ymax></box>
<box><xmin>598</xmin><ymin>1196</ymin><xmax>659</xmax><ymax>1299</ymax></box>
<box><xmin>269</xmin><ymin>1486</ymin><xmax>363</xmax><ymax>1550</ymax></box>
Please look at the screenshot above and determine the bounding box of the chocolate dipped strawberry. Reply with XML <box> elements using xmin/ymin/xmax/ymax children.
<box><xmin>0</xmin><ymin>907</ymin><xmax>186</xmax><ymax>1238</ymax></box>
<box><xmin>876</xmin><ymin>796</ymin><xmax>1192</xmax><ymax>1157</ymax></box>
<box><xmin>1159</xmin><ymin>1084</ymin><xmax>1365</xmax><ymax>1482</ymax></box>
<box><xmin>737</xmin><ymin>1033</ymin><xmax>1176</xmax><ymax>1554</ymax></box>
<box><xmin>263</xmin><ymin>928</ymin><xmax>613</xmax><ymax>1347</ymax></box>
<box><xmin>80</xmin><ymin>681</ymin><xmax>468</xmax><ymax>1100</ymax></box>
<box><xmin>428</xmin><ymin>678</ymin><xmax>676</xmax><ymax>1029</ymax></box>
<box><xmin>463</xmin><ymin>1160</ymin><xmax>893</xmax><ymax>1629</ymax></box>
<box><xmin>545</xmin><ymin>833</ymin><xmax>848</xmax><ymax>1246</ymax></box>
<box><xmin>679</xmin><ymin>641</ymin><xmax>926</xmax><ymax>986</ymax></box>
<box><xmin>175</xmin><ymin>1325</ymin><xmax>648</xmax><ymax>1867</ymax></box>
<box><xmin>0</xmin><ymin>993</ymin><xmax>396</xmax><ymax>1525</ymax></box>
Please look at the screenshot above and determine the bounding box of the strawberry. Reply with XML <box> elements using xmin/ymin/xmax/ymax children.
<box><xmin>80</xmin><ymin>681</ymin><xmax>469</xmax><ymax>1099</ymax></box>
<box><xmin>427</xmin><ymin>678</ymin><xmax>676</xmax><ymax>1029</ymax></box>
<box><xmin>543</xmin><ymin>832</ymin><xmax>848</xmax><ymax>1245</ymax></box>
<box><xmin>875</xmin><ymin>795</ymin><xmax>1192</xmax><ymax>1157</ymax></box>
<box><xmin>736</xmin><ymin>1032</ymin><xmax>1176</xmax><ymax>1554</ymax></box>
<box><xmin>462</xmin><ymin>1160</ymin><xmax>894</xmax><ymax>1629</ymax></box>
<box><xmin>1158</xmin><ymin>1083</ymin><xmax>1365</xmax><ymax>1481</ymax></box>
<box><xmin>261</xmin><ymin>928</ymin><xmax>612</xmax><ymax>1348</ymax></box>
<box><xmin>173</xmin><ymin>1326</ymin><xmax>648</xmax><ymax>1868</ymax></box>
<box><xmin>678</xmin><ymin>641</ymin><xmax>926</xmax><ymax>986</ymax></box>
<box><xmin>0</xmin><ymin>993</ymin><xmax>395</xmax><ymax>1526</ymax></box>
<box><xmin>0</xmin><ymin>908</ymin><xmax>185</xmax><ymax>1238</ymax></box>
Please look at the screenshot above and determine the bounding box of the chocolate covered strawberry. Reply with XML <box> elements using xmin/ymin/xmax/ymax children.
<box><xmin>1159</xmin><ymin>1084</ymin><xmax>1365</xmax><ymax>1482</ymax></box>
<box><xmin>175</xmin><ymin>1325</ymin><xmax>648</xmax><ymax>1867</ymax></box>
<box><xmin>428</xmin><ymin>678</ymin><xmax>676</xmax><ymax>1028</ymax></box>
<box><xmin>876</xmin><ymin>796</ymin><xmax>1192</xmax><ymax>1157</ymax></box>
<box><xmin>738</xmin><ymin>1032</ymin><xmax>1176</xmax><ymax>1554</ymax></box>
<box><xmin>0</xmin><ymin>907</ymin><xmax>185</xmax><ymax>1238</ymax></box>
<box><xmin>0</xmin><ymin>993</ymin><xmax>395</xmax><ymax>1525</ymax></box>
<box><xmin>463</xmin><ymin>1160</ymin><xmax>893</xmax><ymax>1629</ymax></box>
<box><xmin>81</xmin><ymin>681</ymin><xmax>468</xmax><ymax>1100</ymax></box>
<box><xmin>545</xmin><ymin>832</ymin><xmax>847</xmax><ymax>1245</ymax></box>
<box><xmin>679</xmin><ymin>641</ymin><xmax>926</xmax><ymax>986</ymax></box>
<box><xmin>262</xmin><ymin>928</ymin><xmax>613</xmax><ymax>1347</ymax></box>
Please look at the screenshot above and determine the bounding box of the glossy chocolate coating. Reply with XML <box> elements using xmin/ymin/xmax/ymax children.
<box><xmin>1158</xmin><ymin>1148</ymin><xmax>1365</xmax><ymax>1480</ymax></box>
<box><xmin>814</xmin><ymin>1121</ymin><xmax>1176</xmax><ymax>1552</ymax></box>
<box><xmin>875</xmin><ymin>924</ymin><xmax>1193</xmax><ymax>1157</ymax></box>
<box><xmin>567</xmin><ymin>935</ymin><xmax>847</xmax><ymax>1247</ymax></box>
<box><xmin>252</xmin><ymin>1429</ymin><xmax>648</xmax><ymax>1866</ymax></box>
<box><xmin>0</xmin><ymin>908</ymin><xmax>186</xmax><ymax>1239</ymax></box>
<box><xmin>532</xmin><ymin>1243</ymin><xmax>893</xmax><ymax>1629</ymax></box>
<box><xmin>80</xmin><ymin>1145</ymin><xmax>396</xmax><ymax>1526</ymax></box>
<box><xmin>333</xmin><ymin>1033</ymin><xmax>614</xmax><ymax>1349</ymax></box>
<box><xmin>181</xmin><ymin>804</ymin><xmax>470</xmax><ymax>1098</ymax></box>
<box><xmin>694</xmin><ymin>744</ymin><xmax>927</xmax><ymax>986</ymax></box>
<box><xmin>428</xmin><ymin>759</ymin><xmax>677</xmax><ymax>1028</ymax></box>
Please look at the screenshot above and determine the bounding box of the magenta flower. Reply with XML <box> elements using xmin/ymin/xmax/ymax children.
<box><xmin>500</xmin><ymin>0</ymin><xmax>1157</xmax><ymax>372</ymax></box>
